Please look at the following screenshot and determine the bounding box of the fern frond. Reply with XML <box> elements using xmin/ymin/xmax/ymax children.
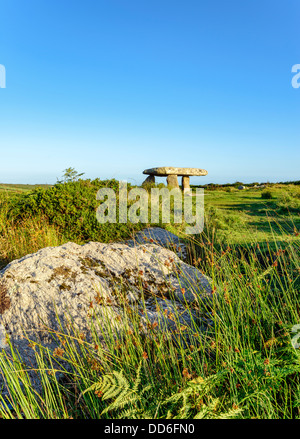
<box><xmin>162</xmin><ymin>373</ymin><xmax>217</xmax><ymax>407</ymax></box>
<box><xmin>79</xmin><ymin>361</ymin><xmax>152</xmax><ymax>417</ymax></box>
<box><xmin>102</xmin><ymin>371</ymin><xmax>130</xmax><ymax>401</ymax></box>
<box><xmin>162</xmin><ymin>372</ymin><xmax>237</xmax><ymax>419</ymax></box>
<box><xmin>193</xmin><ymin>398</ymin><xmax>242</xmax><ymax>419</ymax></box>
<box><xmin>215</xmin><ymin>407</ymin><xmax>243</xmax><ymax>419</ymax></box>
<box><xmin>133</xmin><ymin>361</ymin><xmax>143</xmax><ymax>392</ymax></box>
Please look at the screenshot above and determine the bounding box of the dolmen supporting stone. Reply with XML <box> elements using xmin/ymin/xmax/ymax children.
<box><xmin>142</xmin><ymin>167</ymin><xmax>208</xmax><ymax>191</ymax></box>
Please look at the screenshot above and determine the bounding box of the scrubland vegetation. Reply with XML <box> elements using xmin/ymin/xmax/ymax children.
<box><xmin>0</xmin><ymin>178</ymin><xmax>299</xmax><ymax>419</ymax></box>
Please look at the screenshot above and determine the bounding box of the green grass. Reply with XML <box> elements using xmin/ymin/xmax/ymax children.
<box><xmin>0</xmin><ymin>183</ymin><xmax>52</xmax><ymax>193</ymax></box>
<box><xmin>196</xmin><ymin>185</ymin><xmax>300</xmax><ymax>246</ymax></box>
<box><xmin>0</xmin><ymin>180</ymin><xmax>299</xmax><ymax>419</ymax></box>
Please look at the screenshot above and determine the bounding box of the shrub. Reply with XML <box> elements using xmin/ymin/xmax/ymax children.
<box><xmin>276</xmin><ymin>191</ymin><xmax>300</xmax><ymax>213</ymax></box>
<box><xmin>7</xmin><ymin>179</ymin><xmax>144</xmax><ymax>243</ymax></box>
<box><xmin>205</xmin><ymin>206</ymin><xmax>246</xmax><ymax>231</ymax></box>
<box><xmin>261</xmin><ymin>190</ymin><xmax>273</xmax><ymax>199</ymax></box>
<box><xmin>224</xmin><ymin>187</ymin><xmax>234</xmax><ymax>193</ymax></box>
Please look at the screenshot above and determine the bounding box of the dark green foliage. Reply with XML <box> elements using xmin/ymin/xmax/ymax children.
<box><xmin>261</xmin><ymin>190</ymin><xmax>273</xmax><ymax>199</ymax></box>
<box><xmin>7</xmin><ymin>179</ymin><xmax>144</xmax><ymax>243</ymax></box>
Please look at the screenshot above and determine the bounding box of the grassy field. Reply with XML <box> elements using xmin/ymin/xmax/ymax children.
<box><xmin>200</xmin><ymin>185</ymin><xmax>300</xmax><ymax>245</ymax></box>
<box><xmin>0</xmin><ymin>183</ymin><xmax>52</xmax><ymax>193</ymax></box>
<box><xmin>0</xmin><ymin>180</ymin><xmax>299</xmax><ymax>419</ymax></box>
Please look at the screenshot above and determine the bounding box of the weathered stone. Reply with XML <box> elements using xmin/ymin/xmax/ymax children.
<box><xmin>143</xmin><ymin>167</ymin><xmax>207</xmax><ymax>190</ymax></box>
<box><xmin>182</xmin><ymin>176</ymin><xmax>190</xmax><ymax>192</ymax></box>
<box><xmin>0</xmin><ymin>232</ymin><xmax>213</xmax><ymax>394</ymax></box>
<box><xmin>124</xmin><ymin>227</ymin><xmax>187</xmax><ymax>260</ymax></box>
<box><xmin>167</xmin><ymin>174</ymin><xmax>179</xmax><ymax>189</ymax></box>
<box><xmin>143</xmin><ymin>167</ymin><xmax>208</xmax><ymax>177</ymax></box>
<box><xmin>142</xmin><ymin>175</ymin><xmax>155</xmax><ymax>186</ymax></box>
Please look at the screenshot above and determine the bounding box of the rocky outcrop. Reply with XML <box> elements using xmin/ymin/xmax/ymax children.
<box><xmin>0</xmin><ymin>228</ymin><xmax>213</xmax><ymax>394</ymax></box>
<box><xmin>124</xmin><ymin>227</ymin><xmax>187</xmax><ymax>259</ymax></box>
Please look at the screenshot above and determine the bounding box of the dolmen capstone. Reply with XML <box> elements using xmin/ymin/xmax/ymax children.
<box><xmin>142</xmin><ymin>167</ymin><xmax>208</xmax><ymax>192</ymax></box>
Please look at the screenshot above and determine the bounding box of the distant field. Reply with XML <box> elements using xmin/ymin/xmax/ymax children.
<box><xmin>0</xmin><ymin>182</ymin><xmax>299</xmax><ymax>247</ymax></box>
<box><xmin>0</xmin><ymin>183</ymin><xmax>52</xmax><ymax>193</ymax></box>
<box><xmin>200</xmin><ymin>186</ymin><xmax>300</xmax><ymax>245</ymax></box>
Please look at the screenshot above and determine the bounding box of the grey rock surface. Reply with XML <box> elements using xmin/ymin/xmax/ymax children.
<box><xmin>124</xmin><ymin>227</ymin><xmax>187</xmax><ymax>259</ymax></box>
<box><xmin>0</xmin><ymin>229</ymin><xmax>213</xmax><ymax>394</ymax></box>
<box><xmin>182</xmin><ymin>175</ymin><xmax>191</xmax><ymax>192</ymax></box>
<box><xmin>166</xmin><ymin>174</ymin><xmax>180</xmax><ymax>188</ymax></box>
<box><xmin>143</xmin><ymin>167</ymin><xmax>208</xmax><ymax>177</ymax></box>
<box><xmin>142</xmin><ymin>174</ymin><xmax>155</xmax><ymax>185</ymax></box>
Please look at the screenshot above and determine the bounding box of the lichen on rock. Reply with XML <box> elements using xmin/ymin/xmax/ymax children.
<box><xmin>0</xmin><ymin>227</ymin><xmax>214</xmax><ymax>394</ymax></box>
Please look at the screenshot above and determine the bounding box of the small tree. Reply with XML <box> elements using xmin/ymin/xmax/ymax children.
<box><xmin>57</xmin><ymin>167</ymin><xmax>85</xmax><ymax>184</ymax></box>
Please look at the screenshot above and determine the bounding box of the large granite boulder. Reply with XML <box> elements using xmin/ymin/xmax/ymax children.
<box><xmin>124</xmin><ymin>226</ymin><xmax>187</xmax><ymax>259</ymax></box>
<box><xmin>0</xmin><ymin>228</ymin><xmax>213</xmax><ymax>393</ymax></box>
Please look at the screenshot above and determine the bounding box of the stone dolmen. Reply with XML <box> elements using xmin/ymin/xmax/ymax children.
<box><xmin>142</xmin><ymin>167</ymin><xmax>208</xmax><ymax>192</ymax></box>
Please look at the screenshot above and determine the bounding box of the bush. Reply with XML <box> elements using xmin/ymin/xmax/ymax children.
<box><xmin>7</xmin><ymin>179</ymin><xmax>144</xmax><ymax>243</ymax></box>
<box><xmin>276</xmin><ymin>191</ymin><xmax>300</xmax><ymax>213</ymax></box>
<box><xmin>261</xmin><ymin>190</ymin><xmax>273</xmax><ymax>199</ymax></box>
<box><xmin>205</xmin><ymin>206</ymin><xmax>246</xmax><ymax>231</ymax></box>
<box><xmin>224</xmin><ymin>187</ymin><xmax>234</xmax><ymax>193</ymax></box>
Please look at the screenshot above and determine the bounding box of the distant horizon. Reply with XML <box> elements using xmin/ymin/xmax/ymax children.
<box><xmin>1</xmin><ymin>175</ymin><xmax>299</xmax><ymax>187</ymax></box>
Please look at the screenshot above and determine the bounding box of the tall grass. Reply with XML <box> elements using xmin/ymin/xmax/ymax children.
<box><xmin>0</xmin><ymin>215</ymin><xmax>65</xmax><ymax>270</ymax></box>
<box><xmin>0</xmin><ymin>214</ymin><xmax>299</xmax><ymax>419</ymax></box>
<box><xmin>0</xmin><ymin>191</ymin><xmax>66</xmax><ymax>269</ymax></box>
<box><xmin>0</xmin><ymin>187</ymin><xmax>299</xmax><ymax>418</ymax></box>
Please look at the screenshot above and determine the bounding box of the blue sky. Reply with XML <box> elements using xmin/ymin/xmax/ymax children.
<box><xmin>0</xmin><ymin>0</ymin><xmax>299</xmax><ymax>185</ymax></box>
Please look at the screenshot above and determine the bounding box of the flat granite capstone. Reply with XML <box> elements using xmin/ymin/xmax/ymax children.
<box><xmin>143</xmin><ymin>167</ymin><xmax>208</xmax><ymax>177</ymax></box>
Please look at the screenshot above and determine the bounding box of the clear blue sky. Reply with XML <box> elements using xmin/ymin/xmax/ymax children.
<box><xmin>0</xmin><ymin>0</ymin><xmax>299</xmax><ymax>185</ymax></box>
